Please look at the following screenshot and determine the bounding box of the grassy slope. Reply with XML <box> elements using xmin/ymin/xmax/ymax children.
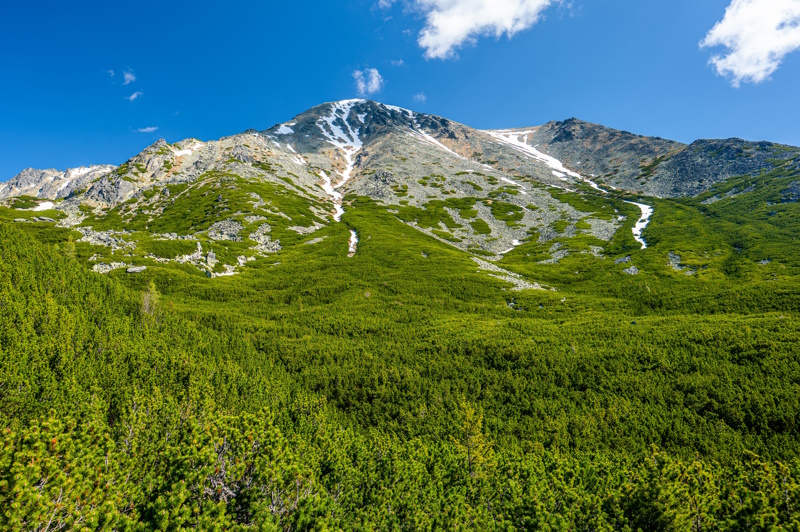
<box><xmin>4</xmin><ymin>161</ymin><xmax>796</xmax><ymax>462</ymax></box>
<box><xmin>2</xmin><ymin>162</ymin><xmax>800</xmax><ymax>527</ymax></box>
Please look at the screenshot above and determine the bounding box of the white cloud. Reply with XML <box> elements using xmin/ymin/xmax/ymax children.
<box><xmin>127</xmin><ymin>91</ymin><xmax>143</xmax><ymax>102</ymax></box>
<box><xmin>391</xmin><ymin>58</ymin><xmax>405</xmax><ymax>66</ymax></box>
<box><xmin>414</xmin><ymin>0</ymin><xmax>557</xmax><ymax>59</ymax></box>
<box><xmin>353</xmin><ymin>68</ymin><xmax>385</xmax><ymax>96</ymax></box>
<box><xmin>106</xmin><ymin>69</ymin><xmax>115</xmax><ymax>77</ymax></box>
<box><xmin>123</xmin><ymin>70</ymin><xmax>136</xmax><ymax>86</ymax></box>
<box><xmin>413</xmin><ymin>92</ymin><xmax>427</xmax><ymax>103</ymax></box>
<box><xmin>135</xmin><ymin>126</ymin><xmax>158</xmax><ymax>133</ymax></box>
<box><xmin>701</xmin><ymin>0</ymin><xmax>800</xmax><ymax>86</ymax></box>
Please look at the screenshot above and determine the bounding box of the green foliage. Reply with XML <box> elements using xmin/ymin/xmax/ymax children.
<box><xmin>469</xmin><ymin>218</ymin><xmax>492</xmax><ymax>235</ymax></box>
<box><xmin>7</xmin><ymin>196</ymin><xmax>41</xmax><ymax>209</ymax></box>
<box><xmin>487</xmin><ymin>200</ymin><xmax>524</xmax><ymax>227</ymax></box>
<box><xmin>640</xmin><ymin>155</ymin><xmax>666</xmax><ymax>178</ymax></box>
<box><xmin>396</xmin><ymin>197</ymin><xmax>479</xmax><ymax>230</ymax></box>
<box><xmin>3</xmin><ymin>159</ymin><xmax>800</xmax><ymax>527</ymax></box>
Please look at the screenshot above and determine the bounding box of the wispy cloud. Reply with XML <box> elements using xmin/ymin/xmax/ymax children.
<box><xmin>380</xmin><ymin>0</ymin><xmax>557</xmax><ymax>59</ymax></box>
<box><xmin>135</xmin><ymin>126</ymin><xmax>158</xmax><ymax>133</ymax></box>
<box><xmin>391</xmin><ymin>59</ymin><xmax>405</xmax><ymax>66</ymax></box>
<box><xmin>353</xmin><ymin>68</ymin><xmax>385</xmax><ymax>96</ymax></box>
<box><xmin>106</xmin><ymin>69</ymin><xmax>115</xmax><ymax>77</ymax></box>
<box><xmin>123</xmin><ymin>70</ymin><xmax>136</xmax><ymax>86</ymax></box>
<box><xmin>413</xmin><ymin>92</ymin><xmax>427</xmax><ymax>103</ymax></box>
<box><xmin>701</xmin><ymin>0</ymin><xmax>800</xmax><ymax>87</ymax></box>
<box><xmin>127</xmin><ymin>91</ymin><xmax>143</xmax><ymax>102</ymax></box>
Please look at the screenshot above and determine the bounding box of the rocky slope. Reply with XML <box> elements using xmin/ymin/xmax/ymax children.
<box><xmin>2</xmin><ymin>99</ymin><xmax>798</xmax><ymax>273</ymax></box>
<box><xmin>530</xmin><ymin>118</ymin><xmax>800</xmax><ymax>197</ymax></box>
<box><xmin>6</xmin><ymin>104</ymin><xmax>797</xmax><ymax>207</ymax></box>
<box><xmin>0</xmin><ymin>165</ymin><xmax>116</xmax><ymax>200</ymax></box>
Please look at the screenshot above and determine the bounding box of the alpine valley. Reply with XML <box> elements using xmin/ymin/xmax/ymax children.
<box><xmin>2</xmin><ymin>99</ymin><xmax>800</xmax><ymax>530</ymax></box>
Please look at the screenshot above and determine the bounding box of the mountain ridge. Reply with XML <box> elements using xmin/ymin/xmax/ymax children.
<box><xmin>3</xmin><ymin>100</ymin><xmax>798</xmax><ymax>205</ymax></box>
<box><xmin>1</xmin><ymin>99</ymin><xmax>798</xmax><ymax>269</ymax></box>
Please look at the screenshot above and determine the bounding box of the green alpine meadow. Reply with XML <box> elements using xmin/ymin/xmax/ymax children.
<box><xmin>1</xmin><ymin>98</ymin><xmax>800</xmax><ymax>530</ymax></box>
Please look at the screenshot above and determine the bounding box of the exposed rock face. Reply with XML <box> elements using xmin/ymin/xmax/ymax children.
<box><xmin>529</xmin><ymin>118</ymin><xmax>800</xmax><ymax>198</ymax></box>
<box><xmin>249</xmin><ymin>223</ymin><xmax>281</xmax><ymax>254</ymax></box>
<box><xmin>4</xmin><ymin>102</ymin><xmax>798</xmax><ymax>214</ymax></box>
<box><xmin>93</xmin><ymin>262</ymin><xmax>127</xmax><ymax>274</ymax></box>
<box><xmin>77</xmin><ymin>228</ymin><xmax>135</xmax><ymax>251</ymax></box>
<box><xmin>651</xmin><ymin>139</ymin><xmax>793</xmax><ymax>197</ymax></box>
<box><xmin>0</xmin><ymin>165</ymin><xmax>116</xmax><ymax>200</ymax></box>
<box><xmin>207</xmin><ymin>220</ymin><xmax>243</xmax><ymax>241</ymax></box>
<box><xmin>529</xmin><ymin>118</ymin><xmax>683</xmax><ymax>192</ymax></box>
<box><xmin>782</xmin><ymin>181</ymin><xmax>800</xmax><ymax>203</ymax></box>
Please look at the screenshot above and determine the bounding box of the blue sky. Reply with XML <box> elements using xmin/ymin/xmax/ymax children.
<box><xmin>2</xmin><ymin>0</ymin><xmax>800</xmax><ymax>179</ymax></box>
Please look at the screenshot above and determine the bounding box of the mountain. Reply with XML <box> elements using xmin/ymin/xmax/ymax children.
<box><xmin>5</xmin><ymin>102</ymin><xmax>798</xmax><ymax>208</ymax></box>
<box><xmin>0</xmin><ymin>164</ymin><xmax>116</xmax><ymax>200</ymax></box>
<box><xmin>529</xmin><ymin>118</ymin><xmax>800</xmax><ymax>197</ymax></box>
<box><xmin>3</xmin><ymin>100</ymin><xmax>800</xmax><ymax>528</ymax></box>
<box><xmin>3</xmin><ymin>99</ymin><xmax>797</xmax><ymax>265</ymax></box>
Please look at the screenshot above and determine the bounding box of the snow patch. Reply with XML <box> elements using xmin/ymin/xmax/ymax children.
<box><xmin>287</xmin><ymin>143</ymin><xmax>307</xmax><ymax>165</ymax></box>
<box><xmin>171</xmin><ymin>142</ymin><xmax>203</xmax><ymax>157</ymax></box>
<box><xmin>485</xmin><ymin>129</ymin><xmax>608</xmax><ymax>194</ymax></box>
<box><xmin>319</xmin><ymin>170</ymin><xmax>345</xmax><ymax>222</ymax></box>
<box><xmin>56</xmin><ymin>180</ymin><xmax>72</xmax><ymax>194</ymax></box>
<box><xmin>276</xmin><ymin>124</ymin><xmax>294</xmax><ymax>135</ymax></box>
<box><xmin>348</xmin><ymin>229</ymin><xmax>358</xmax><ymax>257</ymax></box>
<box><xmin>383</xmin><ymin>103</ymin><xmax>414</xmax><ymax>116</ymax></box>
<box><xmin>317</xmin><ymin>100</ymin><xmax>364</xmax><ymax>190</ymax></box>
<box><xmin>68</xmin><ymin>166</ymin><xmax>93</xmax><ymax>178</ymax></box>
<box><xmin>486</xmin><ymin>130</ymin><xmax>581</xmax><ymax>177</ymax></box>
<box><xmin>500</xmin><ymin>239</ymin><xmax>522</xmax><ymax>255</ymax></box>
<box><xmin>407</xmin><ymin>128</ymin><xmax>465</xmax><ymax>160</ymax></box>
<box><xmin>625</xmin><ymin>201</ymin><xmax>654</xmax><ymax>249</ymax></box>
<box><xmin>32</xmin><ymin>201</ymin><xmax>55</xmax><ymax>211</ymax></box>
<box><xmin>406</xmin><ymin>113</ymin><xmax>467</xmax><ymax>162</ymax></box>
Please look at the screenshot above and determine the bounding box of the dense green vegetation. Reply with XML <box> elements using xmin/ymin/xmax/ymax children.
<box><xmin>2</xmin><ymin>162</ymin><xmax>800</xmax><ymax>528</ymax></box>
